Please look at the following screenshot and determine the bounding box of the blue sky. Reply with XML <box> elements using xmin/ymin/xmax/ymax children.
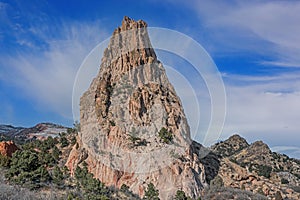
<box><xmin>0</xmin><ymin>0</ymin><xmax>300</xmax><ymax>157</ymax></box>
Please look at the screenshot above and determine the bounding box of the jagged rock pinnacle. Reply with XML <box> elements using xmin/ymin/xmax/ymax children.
<box><xmin>67</xmin><ymin>17</ymin><xmax>218</xmax><ymax>200</ymax></box>
<box><xmin>119</xmin><ymin>16</ymin><xmax>148</xmax><ymax>32</ymax></box>
<box><xmin>103</xmin><ymin>16</ymin><xmax>156</xmax><ymax>72</ymax></box>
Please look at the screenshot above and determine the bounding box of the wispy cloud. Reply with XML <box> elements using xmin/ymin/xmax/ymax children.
<box><xmin>0</xmin><ymin>20</ymin><xmax>109</xmax><ymax>120</ymax></box>
<box><xmin>177</xmin><ymin>0</ymin><xmax>300</xmax><ymax>67</ymax></box>
<box><xmin>220</xmin><ymin>72</ymin><xmax>300</xmax><ymax>148</ymax></box>
<box><xmin>271</xmin><ymin>146</ymin><xmax>300</xmax><ymax>159</ymax></box>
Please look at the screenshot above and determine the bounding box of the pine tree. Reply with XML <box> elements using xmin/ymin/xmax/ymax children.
<box><xmin>144</xmin><ymin>182</ymin><xmax>160</xmax><ymax>200</ymax></box>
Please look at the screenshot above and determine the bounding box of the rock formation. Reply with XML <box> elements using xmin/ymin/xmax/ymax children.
<box><xmin>212</xmin><ymin>135</ymin><xmax>300</xmax><ymax>199</ymax></box>
<box><xmin>67</xmin><ymin>16</ymin><xmax>219</xmax><ymax>199</ymax></box>
<box><xmin>0</xmin><ymin>123</ymin><xmax>67</xmax><ymax>141</ymax></box>
<box><xmin>211</xmin><ymin>134</ymin><xmax>249</xmax><ymax>157</ymax></box>
<box><xmin>0</xmin><ymin>141</ymin><xmax>19</xmax><ymax>157</ymax></box>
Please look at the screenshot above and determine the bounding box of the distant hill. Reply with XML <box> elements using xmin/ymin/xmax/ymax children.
<box><xmin>0</xmin><ymin>123</ymin><xmax>68</xmax><ymax>141</ymax></box>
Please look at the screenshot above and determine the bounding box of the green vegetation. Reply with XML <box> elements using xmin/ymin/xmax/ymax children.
<box><xmin>70</xmin><ymin>135</ymin><xmax>77</xmax><ymax>146</ymax></box>
<box><xmin>1</xmin><ymin>128</ymin><xmax>74</xmax><ymax>190</ymax></box>
<box><xmin>293</xmin><ymin>173</ymin><xmax>300</xmax><ymax>179</ymax></box>
<box><xmin>174</xmin><ymin>190</ymin><xmax>191</xmax><ymax>200</ymax></box>
<box><xmin>60</xmin><ymin>136</ymin><xmax>69</xmax><ymax>147</ymax></box>
<box><xmin>120</xmin><ymin>184</ymin><xmax>130</xmax><ymax>192</ymax></box>
<box><xmin>6</xmin><ymin>149</ymin><xmax>51</xmax><ymax>189</ymax></box>
<box><xmin>0</xmin><ymin>154</ymin><xmax>10</xmax><ymax>167</ymax></box>
<box><xmin>143</xmin><ymin>182</ymin><xmax>160</xmax><ymax>200</ymax></box>
<box><xmin>67</xmin><ymin>121</ymin><xmax>81</xmax><ymax>134</ymax></box>
<box><xmin>52</xmin><ymin>166</ymin><xmax>64</xmax><ymax>186</ymax></box>
<box><xmin>210</xmin><ymin>175</ymin><xmax>224</xmax><ymax>189</ymax></box>
<box><xmin>158</xmin><ymin>127</ymin><xmax>173</xmax><ymax>144</ymax></box>
<box><xmin>229</xmin><ymin>157</ymin><xmax>238</xmax><ymax>164</ymax></box>
<box><xmin>75</xmin><ymin>163</ymin><xmax>109</xmax><ymax>199</ymax></box>
<box><xmin>129</xmin><ymin>134</ymin><xmax>147</xmax><ymax>147</ymax></box>
<box><xmin>281</xmin><ymin>178</ymin><xmax>289</xmax><ymax>184</ymax></box>
<box><xmin>257</xmin><ymin>165</ymin><xmax>272</xmax><ymax>178</ymax></box>
<box><xmin>109</xmin><ymin>120</ymin><xmax>116</xmax><ymax>126</ymax></box>
<box><xmin>0</xmin><ymin>124</ymin><xmax>144</xmax><ymax>199</ymax></box>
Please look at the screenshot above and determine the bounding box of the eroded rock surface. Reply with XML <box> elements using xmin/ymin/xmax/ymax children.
<box><xmin>0</xmin><ymin>141</ymin><xmax>19</xmax><ymax>157</ymax></box>
<box><xmin>67</xmin><ymin>16</ymin><xmax>219</xmax><ymax>199</ymax></box>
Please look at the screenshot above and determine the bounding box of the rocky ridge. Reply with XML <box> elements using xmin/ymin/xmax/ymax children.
<box><xmin>0</xmin><ymin>123</ymin><xmax>67</xmax><ymax>141</ymax></box>
<box><xmin>67</xmin><ymin>16</ymin><xmax>219</xmax><ymax>199</ymax></box>
<box><xmin>212</xmin><ymin>135</ymin><xmax>300</xmax><ymax>199</ymax></box>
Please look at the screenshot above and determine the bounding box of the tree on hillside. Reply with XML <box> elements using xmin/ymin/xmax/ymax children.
<box><xmin>174</xmin><ymin>190</ymin><xmax>190</xmax><ymax>200</ymax></box>
<box><xmin>144</xmin><ymin>182</ymin><xmax>160</xmax><ymax>200</ymax></box>
<box><xmin>158</xmin><ymin>127</ymin><xmax>173</xmax><ymax>144</ymax></box>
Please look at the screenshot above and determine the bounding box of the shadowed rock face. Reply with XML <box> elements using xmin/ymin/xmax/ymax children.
<box><xmin>67</xmin><ymin>16</ymin><xmax>219</xmax><ymax>199</ymax></box>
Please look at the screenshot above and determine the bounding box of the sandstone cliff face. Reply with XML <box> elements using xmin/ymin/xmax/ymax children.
<box><xmin>0</xmin><ymin>141</ymin><xmax>19</xmax><ymax>157</ymax></box>
<box><xmin>67</xmin><ymin>16</ymin><xmax>219</xmax><ymax>199</ymax></box>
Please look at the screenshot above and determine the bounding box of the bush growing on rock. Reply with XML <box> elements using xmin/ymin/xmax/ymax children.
<box><xmin>174</xmin><ymin>190</ymin><xmax>191</xmax><ymax>200</ymax></box>
<box><xmin>143</xmin><ymin>182</ymin><xmax>160</xmax><ymax>200</ymax></box>
<box><xmin>158</xmin><ymin>127</ymin><xmax>173</xmax><ymax>144</ymax></box>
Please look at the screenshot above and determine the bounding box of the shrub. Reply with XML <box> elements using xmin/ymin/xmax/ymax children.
<box><xmin>174</xmin><ymin>190</ymin><xmax>189</xmax><ymax>200</ymax></box>
<box><xmin>70</xmin><ymin>136</ymin><xmax>77</xmax><ymax>146</ymax></box>
<box><xmin>294</xmin><ymin>173</ymin><xmax>300</xmax><ymax>179</ymax></box>
<box><xmin>229</xmin><ymin>158</ymin><xmax>238</xmax><ymax>164</ymax></box>
<box><xmin>109</xmin><ymin>120</ymin><xmax>116</xmax><ymax>126</ymax></box>
<box><xmin>6</xmin><ymin>150</ymin><xmax>53</xmax><ymax>187</ymax></box>
<box><xmin>143</xmin><ymin>182</ymin><xmax>160</xmax><ymax>200</ymax></box>
<box><xmin>60</xmin><ymin>136</ymin><xmax>69</xmax><ymax>147</ymax></box>
<box><xmin>52</xmin><ymin>166</ymin><xmax>64</xmax><ymax>186</ymax></box>
<box><xmin>257</xmin><ymin>165</ymin><xmax>272</xmax><ymax>178</ymax></box>
<box><xmin>129</xmin><ymin>135</ymin><xmax>141</xmax><ymax>144</ymax></box>
<box><xmin>67</xmin><ymin>128</ymin><xmax>74</xmax><ymax>134</ymax></box>
<box><xmin>52</xmin><ymin>146</ymin><xmax>61</xmax><ymax>161</ymax></box>
<box><xmin>158</xmin><ymin>127</ymin><xmax>173</xmax><ymax>144</ymax></box>
<box><xmin>31</xmin><ymin>166</ymin><xmax>51</xmax><ymax>183</ymax></box>
<box><xmin>210</xmin><ymin>175</ymin><xmax>224</xmax><ymax>189</ymax></box>
<box><xmin>75</xmin><ymin>164</ymin><xmax>108</xmax><ymax>199</ymax></box>
<box><xmin>120</xmin><ymin>184</ymin><xmax>130</xmax><ymax>192</ymax></box>
<box><xmin>8</xmin><ymin>150</ymin><xmax>39</xmax><ymax>176</ymax></box>
<box><xmin>129</xmin><ymin>134</ymin><xmax>147</xmax><ymax>147</ymax></box>
<box><xmin>40</xmin><ymin>137</ymin><xmax>58</xmax><ymax>152</ymax></box>
<box><xmin>281</xmin><ymin>178</ymin><xmax>289</xmax><ymax>184</ymax></box>
<box><xmin>0</xmin><ymin>154</ymin><xmax>11</xmax><ymax>167</ymax></box>
<box><xmin>39</xmin><ymin>151</ymin><xmax>56</xmax><ymax>167</ymax></box>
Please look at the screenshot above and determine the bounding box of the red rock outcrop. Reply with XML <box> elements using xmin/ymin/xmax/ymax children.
<box><xmin>0</xmin><ymin>141</ymin><xmax>19</xmax><ymax>157</ymax></box>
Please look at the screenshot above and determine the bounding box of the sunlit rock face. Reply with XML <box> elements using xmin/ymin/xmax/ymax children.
<box><xmin>67</xmin><ymin>16</ymin><xmax>219</xmax><ymax>199</ymax></box>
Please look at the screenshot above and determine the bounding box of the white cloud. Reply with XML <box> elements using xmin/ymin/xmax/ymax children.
<box><xmin>220</xmin><ymin>72</ymin><xmax>300</xmax><ymax>148</ymax></box>
<box><xmin>181</xmin><ymin>0</ymin><xmax>300</xmax><ymax>67</ymax></box>
<box><xmin>271</xmin><ymin>146</ymin><xmax>300</xmax><ymax>159</ymax></box>
<box><xmin>0</xmin><ymin>21</ymin><xmax>109</xmax><ymax>120</ymax></box>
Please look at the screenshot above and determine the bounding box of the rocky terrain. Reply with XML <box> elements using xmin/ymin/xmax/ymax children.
<box><xmin>212</xmin><ymin>134</ymin><xmax>300</xmax><ymax>199</ymax></box>
<box><xmin>0</xmin><ymin>16</ymin><xmax>299</xmax><ymax>200</ymax></box>
<box><xmin>66</xmin><ymin>16</ymin><xmax>220</xmax><ymax>199</ymax></box>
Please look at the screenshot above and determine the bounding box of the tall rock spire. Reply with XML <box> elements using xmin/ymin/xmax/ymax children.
<box><xmin>67</xmin><ymin>16</ymin><xmax>219</xmax><ymax>199</ymax></box>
